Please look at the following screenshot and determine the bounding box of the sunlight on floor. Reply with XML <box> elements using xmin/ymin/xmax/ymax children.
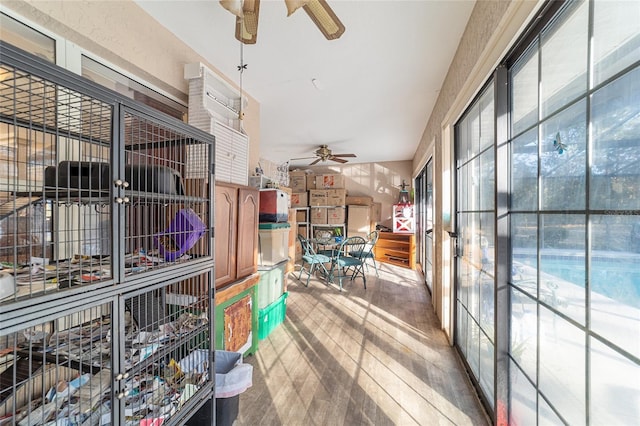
<box><xmin>237</xmin><ymin>264</ymin><xmax>488</xmax><ymax>425</ymax></box>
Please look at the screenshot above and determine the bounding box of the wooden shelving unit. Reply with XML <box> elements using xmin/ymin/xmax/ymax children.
<box><xmin>374</xmin><ymin>232</ymin><xmax>416</xmax><ymax>269</ymax></box>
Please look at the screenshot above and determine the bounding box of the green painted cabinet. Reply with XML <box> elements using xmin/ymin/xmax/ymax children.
<box><xmin>215</xmin><ymin>276</ymin><xmax>259</xmax><ymax>356</ymax></box>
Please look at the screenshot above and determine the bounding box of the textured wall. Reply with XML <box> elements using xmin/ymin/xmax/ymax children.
<box><xmin>411</xmin><ymin>0</ymin><xmax>541</xmax><ymax>334</ymax></box>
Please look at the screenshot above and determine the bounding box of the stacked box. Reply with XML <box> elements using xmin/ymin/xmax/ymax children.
<box><xmin>315</xmin><ymin>174</ymin><xmax>345</xmax><ymax>189</ymax></box>
<box><xmin>327</xmin><ymin>207</ymin><xmax>346</xmax><ymax>225</ymax></box>
<box><xmin>287</xmin><ymin>208</ymin><xmax>297</xmax><ymax>275</ymax></box>
<box><xmin>309</xmin><ymin>189</ymin><xmax>328</xmax><ymax>206</ymax></box>
<box><xmin>289</xmin><ymin>171</ymin><xmax>307</xmax><ymax>192</ymax></box>
<box><xmin>295</xmin><ymin>209</ymin><xmax>307</xmax><ymax>222</ymax></box>
<box><xmin>310</xmin><ymin>207</ymin><xmax>328</xmax><ymax>224</ymax></box>
<box><xmin>327</xmin><ymin>189</ymin><xmax>346</xmax><ymax>206</ymax></box>
<box><xmin>346</xmin><ymin>195</ymin><xmax>373</xmax><ymax>206</ymax></box>
<box><xmin>348</xmin><ymin>205</ymin><xmax>372</xmax><ymax>237</ymax></box>
<box><xmin>306</xmin><ymin>175</ymin><xmax>316</xmax><ymax>190</ymax></box>
<box><xmin>371</xmin><ymin>202</ymin><xmax>382</xmax><ymax>222</ymax></box>
<box><xmin>290</xmin><ymin>192</ymin><xmax>308</xmax><ymax>207</ymax></box>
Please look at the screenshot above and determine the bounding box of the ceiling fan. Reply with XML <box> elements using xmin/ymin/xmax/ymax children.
<box><xmin>220</xmin><ymin>0</ymin><xmax>345</xmax><ymax>44</ymax></box>
<box><xmin>291</xmin><ymin>144</ymin><xmax>356</xmax><ymax>165</ymax></box>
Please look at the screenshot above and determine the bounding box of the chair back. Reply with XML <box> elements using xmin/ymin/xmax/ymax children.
<box><xmin>337</xmin><ymin>236</ymin><xmax>366</xmax><ymax>261</ymax></box>
<box><xmin>362</xmin><ymin>230</ymin><xmax>379</xmax><ymax>258</ymax></box>
<box><xmin>366</xmin><ymin>230</ymin><xmax>379</xmax><ymax>246</ymax></box>
<box><xmin>298</xmin><ymin>233</ymin><xmax>316</xmax><ymax>257</ymax></box>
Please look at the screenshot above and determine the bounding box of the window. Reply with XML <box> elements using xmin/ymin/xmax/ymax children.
<box><xmin>0</xmin><ymin>12</ymin><xmax>55</xmax><ymax>63</ymax></box>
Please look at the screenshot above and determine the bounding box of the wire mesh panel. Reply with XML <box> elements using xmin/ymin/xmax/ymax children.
<box><xmin>0</xmin><ymin>302</ymin><xmax>113</xmax><ymax>425</ymax></box>
<box><xmin>1</xmin><ymin>43</ymin><xmax>215</xmax><ymax>425</ymax></box>
<box><xmin>120</xmin><ymin>273</ymin><xmax>212</xmax><ymax>424</ymax></box>
<box><xmin>0</xmin><ymin>272</ymin><xmax>213</xmax><ymax>425</ymax></box>
<box><xmin>122</xmin><ymin>109</ymin><xmax>212</xmax><ymax>279</ymax></box>
<box><xmin>0</xmin><ymin>61</ymin><xmax>114</xmax><ymax>303</ymax></box>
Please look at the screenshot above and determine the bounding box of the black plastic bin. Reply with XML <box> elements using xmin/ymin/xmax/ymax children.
<box><xmin>187</xmin><ymin>395</ymin><xmax>238</xmax><ymax>426</ymax></box>
<box><xmin>186</xmin><ymin>350</ymin><xmax>252</xmax><ymax>425</ymax></box>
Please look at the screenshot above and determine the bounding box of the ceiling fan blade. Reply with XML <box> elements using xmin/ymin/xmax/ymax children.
<box><xmin>331</xmin><ymin>153</ymin><xmax>356</xmax><ymax>158</ymax></box>
<box><xmin>235</xmin><ymin>0</ymin><xmax>260</xmax><ymax>44</ymax></box>
<box><xmin>329</xmin><ymin>156</ymin><xmax>348</xmax><ymax>164</ymax></box>
<box><xmin>290</xmin><ymin>156</ymin><xmax>316</xmax><ymax>160</ymax></box>
<box><xmin>302</xmin><ymin>0</ymin><xmax>345</xmax><ymax>40</ymax></box>
<box><xmin>309</xmin><ymin>158</ymin><xmax>322</xmax><ymax>166</ymax></box>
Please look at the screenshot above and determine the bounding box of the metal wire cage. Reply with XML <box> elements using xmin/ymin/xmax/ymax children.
<box><xmin>0</xmin><ymin>42</ymin><xmax>216</xmax><ymax>425</ymax></box>
<box><xmin>0</xmin><ymin>43</ymin><xmax>214</xmax><ymax>305</ymax></box>
<box><xmin>0</xmin><ymin>273</ymin><xmax>213</xmax><ymax>425</ymax></box>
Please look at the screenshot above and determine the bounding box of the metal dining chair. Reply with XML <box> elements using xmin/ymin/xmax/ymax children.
<box><xmin>349</xmin><ymin>230</ymin><xmax>379</xmax><ymax>277</ymax></box>
<box><xmin>297</xmin><ymin>234</ymin><xmax>331</xmax><ymax>287</ymax></box>
<box><xmin>329</xmin><ymin>236</ymin><xmax>367</xmax><ymax>291</ymax></box>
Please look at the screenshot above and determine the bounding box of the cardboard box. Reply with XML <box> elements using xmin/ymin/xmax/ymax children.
<box><xmin>287</xmin><ymin>209</ymin><xmax>297</xmax><ymax>275</ymax></box>
<box><xmin>306</xmin><ymin>175</ymin><xmax>316</xmax><ymax>190</ymax></box>
<box><xmin>295</xmin><ymin>209</ymin><xmax>308</xmax><ymax>223</ymax></box>
<box><xmin>298</xmin><ymin>225</ymin><xmax>307</xmax><ymax>239</ymax></box>
<box><xmin>290</xmin><ymin>192</ymin><xmax>308</xmax><ymax>207</ymax></box>
<box><xmin>289</xmin><ymin>172</ymin><xmax>307</xmax><ymax>192</ymax></box>
<box><xmin>310</xmin><ymin>207</ymin><xmax>328</xmax><ymax>224</ymax></box>
<box><xmin>327</xmin><ymin>207</ymin><xmax>345</xmax><ymax>225</ymax></box>
<box><xmin>326</xmin><ymin>189</ymin><xmax>346</xmax><ymax>206</ymax></box>
<box><xmin>371</xmin><ymin>202</ymin><xmax>382</xmax><ymax>222</ymax></box>
<box><xmin>347</xmin><ymin>205</ymin><xmax>371</xmax><ymax>234</ymax></box>
<box><xmin>309</xmin><ymin>189</ymin><xmax>328</xmax><ymax>206</ymax></box>
<box><xmin>315</xmin><ymin>173</ymin><xmax>345</xmax><ymax>189</ymax></box>
<box><xmin>346</xmin><ymin>195</ymin><xmax>373</xmax><ymax>206</ymax></box>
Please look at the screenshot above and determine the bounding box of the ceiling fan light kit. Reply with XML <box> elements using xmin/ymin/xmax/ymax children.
<box><xmin>220</xmin><ymin>0</ymin><xmax>344</xmax><ymax>44</ymax></box>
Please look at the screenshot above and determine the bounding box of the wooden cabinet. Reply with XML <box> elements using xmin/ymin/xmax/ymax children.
<box><xmin>375</xmin><ymin>232</ymin><xmax>416</xmax><ymax>269</ymax></box>
<box><xmin>215</xmin><ymin>182</ymin><xmax>259</xmax><ymax>289</ymax></box>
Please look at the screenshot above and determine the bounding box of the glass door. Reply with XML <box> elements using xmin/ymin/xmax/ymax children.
<box><xmin>454</xmin><ymin>82</ymin><xmax>496</xmax><ymax>407</ymax></box>
<box><xmin>415</xmin><ymin>159</ymin><xmax>434</xmax><ymax>292</ymax></box>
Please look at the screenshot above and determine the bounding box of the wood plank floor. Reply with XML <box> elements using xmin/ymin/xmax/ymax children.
<box><xmin>235</xmin><ymin>262</ymin><xmax>490</xmax><ymax>426</ymax></box>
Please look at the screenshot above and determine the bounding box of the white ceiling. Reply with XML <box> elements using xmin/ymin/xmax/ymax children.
<box><xmin>135</xmin><ymin>0</ymin><xmax>475</xmax><ymax>168</ymax></box>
